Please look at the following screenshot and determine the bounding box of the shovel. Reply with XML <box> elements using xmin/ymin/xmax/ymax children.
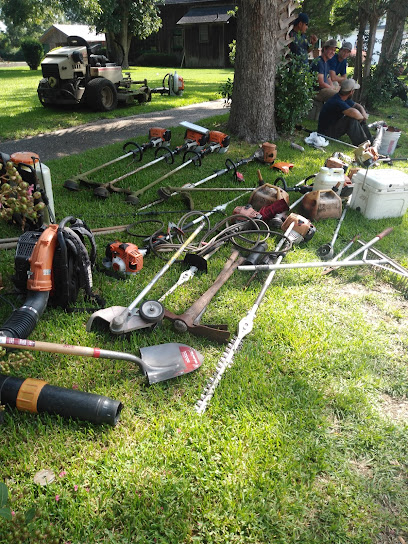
<box><xmin>0</xmin><ymin>336</ymin><xmax>204</xmax><ymax>385</ymax></box>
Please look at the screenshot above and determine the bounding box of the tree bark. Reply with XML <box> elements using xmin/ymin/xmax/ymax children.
<box><xmin>377</xmin><ymin>0</ymin><xmax>408</xmax><ymax>69</ymax></box>
<box><xmin>353</xmin><ymin>7</ymin><xmax>369</xmax><ymax>101</ymax></box>
<box><xmin>228</xmin><ymin>0</ymin><xmax>292</xmax><ymax>143</ymax></box>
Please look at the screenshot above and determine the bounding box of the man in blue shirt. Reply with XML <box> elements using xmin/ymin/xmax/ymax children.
<box><xmin>328</xmin><ymin>41</ymin><xmax>353</xmax><ymax>84</ymax></box>
<box><xmin>289</xmin><ymin>13</ymin><xmax>318</xmax><ymax>65</ymax></box>
<box><xmin>318</xmin><ymin>78</ymin><xmax>373</xmax><ymax>146</ymax></box>
<box><xmin>310</xmin><ymin>39</ymin><xmax>340</xmax><ymax>102</ymax></box>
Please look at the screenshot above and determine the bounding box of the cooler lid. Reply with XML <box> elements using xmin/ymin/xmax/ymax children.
<box><xmin>353</xmin><ymin>168</ymin><xmax>408</xmax><ymax>192</ymax></box>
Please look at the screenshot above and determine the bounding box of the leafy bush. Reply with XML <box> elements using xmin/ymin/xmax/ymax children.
<box><xmin>275</xmin><ymin>56</ymin><xmax>316</xmax><ymax>134</ymax></box>
<box><xmin>20</xmin><ymin>38</ymin><xmax>43</xmax><ymax>70</ymax></box>
<box><xmin>229</xmin><ymin>40</ymin><xmax>236</xmax><ymax>66</ymax></box>
<box><xmin>135</xmin><ymin>51</ymin><xmax>179</xmax><ymax>67</ymax></box>
<box><xmin>218</xmin><ymin>77</ymin><xmax>234</xmax><ymax>104</ymax></box>
<box><xmin>365</xmin><ymin>64</ymin><xmax>407</xmax><ymax>109</ymax></box>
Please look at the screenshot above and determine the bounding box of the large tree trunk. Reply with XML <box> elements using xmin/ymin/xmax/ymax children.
<box><xmin>353</xmin><ymin>7</ymin><xmax>368</xmax><ymax>101</ymax></box>
<box><xmin>228</xmin><ymin>0</ymin><xmax>293</xmax><ymax>143</ymax></box>
<box><xmin>377</xmin><ymin>0</ymin><xmax>408</xmax><ymax>70</ymax></box>
<box><xmin>106</xmin><ymin>11</ymin><xmax>130</xmax><ymax>67</ymax></box>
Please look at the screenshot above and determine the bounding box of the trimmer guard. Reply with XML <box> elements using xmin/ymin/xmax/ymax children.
<box><xmin>86</xmin><ymin>306</ymin><xmax>156</xmax><ymax>334</ymax></box>
<box><xmin>140</xmin><ymin>343</ymin><xmax>204</xmax><ymax>384</ymax></box>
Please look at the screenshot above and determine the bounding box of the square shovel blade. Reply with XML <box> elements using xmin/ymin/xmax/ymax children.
<box><xmin>140</xmin><ymin>343</ymin><xmax>204</xmax><ymax>384</ymax></box>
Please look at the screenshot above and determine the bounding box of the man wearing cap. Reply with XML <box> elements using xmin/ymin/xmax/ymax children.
<box><xmin>318</xmin><ymin>78</ymin><xmax>373</xmax><ymax>146</ymax></box>
<box><xmin>289</xmin><ymin>13</ymin><xmax>318</xmax><ymax>65</ymax></box>
<box><xmin>329</xmin><ymin>42</ymin><xmax>353</xmax><ymax>84</ymax></box>
<box><xmin>310</xmin><ymin>39</ymin><xmax>340</xmax><ymax>102</ymax></box>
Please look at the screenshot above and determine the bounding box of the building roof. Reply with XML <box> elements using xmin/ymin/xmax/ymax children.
<box><xmin>177</xmin><ymin>5</ymin><xmax>234</xmax><ymax>25</ymax></box>
<box><xmin>40</xmin><ymin>24</ymin><xmax>106</xmax><ymax>44</ymax></box>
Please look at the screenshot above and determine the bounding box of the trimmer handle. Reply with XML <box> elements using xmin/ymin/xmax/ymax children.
<box><xmin>123</xmin><ymin>141</ymin><xmax>143</xmax><ymax>162</ymax></box>
<box><xmin>183</xmin><ymin>149</ymin><xmax>202</xmax><ymax>166</ymax></box>
<box><xmin>154</xmin><ymin>146</ymin><xmax>175</xmax><ymax>164</ymax></box>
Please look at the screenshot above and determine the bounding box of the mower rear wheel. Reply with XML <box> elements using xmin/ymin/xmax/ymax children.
<box><xmin>86</xmin><ymin>78</ymin><xmax>118</xmax><ymax>112</ymax></box>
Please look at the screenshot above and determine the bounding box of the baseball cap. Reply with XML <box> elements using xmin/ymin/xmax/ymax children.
<box><xmin>341</xmin><ymin>78</ymin><xmax>360</xmax><ymax>92</ymax></box>
<box><xmin>297</xmin><ymin>13</ymin><xmax>309</xmax><ymax>24</ymax></box>
<box><xmin>323</xmin><ymin>39</ymin><xmax>338</xmax><ymax>49</ymax></box>
<box><xmin>341</xmin><ymin>41</ymin><xmax>353</xmax><ymax>51</ymax></box>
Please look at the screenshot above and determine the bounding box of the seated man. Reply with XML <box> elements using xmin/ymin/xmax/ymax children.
<box><xmin>288</xmin><ymin>12</ymin><xmax>318</xmax><ymax>65</ymax></box>
<box><xmin>318</xmin><ymin>78</ymin><xmax>373</xmax><ymax>146</ymax></box>
<box><xmin>328</xmin><ymin>41</ymin><xmax>353</xmax><ymax>84</ymax></box>
<box><xmin>310</xmin><ymin>39</ymin><xmax>339</xmax><ymax>102</ymax></box>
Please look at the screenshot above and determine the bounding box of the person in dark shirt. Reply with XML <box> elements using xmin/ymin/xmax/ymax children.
<box><xmin>310</xmin><ymin>39</ymin><xmax>339</xmax><ymax>102</ymax></box>
<box><xmin>328</xmin><ymin>41</ymin><xmax>353</xmax><ymax>84</ymax></box>
<box><xmin>288</xmin><ymin>13</ymin><xmax>317</xmax><ymax>65</ymax></box>
<box><xmin>318</xmin><ymin>78</ymin><xmax>373</xmax><ymax>146</ymax></box>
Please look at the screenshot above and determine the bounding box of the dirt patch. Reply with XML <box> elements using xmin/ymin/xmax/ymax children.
<box><xmin>378</xmin><ymin>394</ymin><xmax>408</xmax><ymax>421</ymax></box>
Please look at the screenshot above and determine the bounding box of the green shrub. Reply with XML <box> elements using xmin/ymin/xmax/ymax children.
<box><xmin>135</xmin><ymin>51</ymin><xmax>179</xmax><ymax>67</ymax></box>
<box><xmin>20</xmin><ymin>38</ymin><xmax>43</xmax><ymax>70</ymax></box>
<box><xmin>218</xmin><ymin>77</ymin><xmax>233</xmax><ymax>103</ymax></box>
<box><xmin>275</xmin><ymin>56</ymin><xmax>316</xmax><ymax>134</ymax></box>
<box><xmin>365</xmin><ymin>63</ymin><xmax>407</xmax><ymax>109</ymax></box>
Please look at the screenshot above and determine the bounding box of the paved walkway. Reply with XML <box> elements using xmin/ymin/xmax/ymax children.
<box><xmin>0</xmin><ymin>100</ymin><xmax>229</xmax><ymax>162</ymax></box>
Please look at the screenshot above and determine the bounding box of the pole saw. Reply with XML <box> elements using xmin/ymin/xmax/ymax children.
<box><xmin>195</xmin><ymin>222</ymin><xmax>294</xmax><ymax>414</ymax></box>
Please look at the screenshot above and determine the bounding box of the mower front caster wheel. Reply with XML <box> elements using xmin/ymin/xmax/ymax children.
<box><xmin>139</xmin><ymin>300</ymin><xmax>165</xmax><ymax>323</ymax></box>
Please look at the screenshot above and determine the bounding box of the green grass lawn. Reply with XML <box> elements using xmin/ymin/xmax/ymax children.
<box><xmin>0</xmin><ymin>71</ymin><xmax>408</xmax><ymax>543</ymax></box>
<box><xmin>0</xmin><ymin>65</ymin><xmax>232</xmax><ymax>141</ymax></box>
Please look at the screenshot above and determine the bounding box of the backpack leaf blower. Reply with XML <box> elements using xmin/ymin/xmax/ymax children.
<box><xmin>0</xmin><ymin>216</ymin><xmax>99</xmax><ymax>339</ymax></box>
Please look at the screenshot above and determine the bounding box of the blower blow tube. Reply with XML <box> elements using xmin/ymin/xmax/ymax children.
<box><xmin>0</xmin><ymin>374</ymin><xmax>123</xmax><ymax>426</ymax></box>
<box><xmin>0</xmin><ymin>291</ymin><xmax>49</xmax><ymax>338</ymax></box>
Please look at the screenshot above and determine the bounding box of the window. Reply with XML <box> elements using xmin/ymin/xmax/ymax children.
<box><xmin>199</xmin><ymin>25</ymin><xmax>209</xmax><ymax>44</ymax></box>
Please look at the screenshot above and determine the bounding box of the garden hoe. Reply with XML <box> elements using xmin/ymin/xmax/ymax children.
<box><xmin>63</xmin><ymin>127</ymin><xmax>171</xmax><ymax>193</ymax></box>
<box><xmin>0</xmin><ymin>336</ymin><xmax>204</xmax><ymax>385</ymax></box>
<box><xmin>87</xmin><ymin>222</ymin><xmax>207</xmax><ymax>335</ymax></box>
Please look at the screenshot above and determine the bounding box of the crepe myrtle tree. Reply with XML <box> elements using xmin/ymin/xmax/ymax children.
<box><xmin>228</xmin><ymin>0</ymin><xmax>297</xmax><ymax>143</ymax></box>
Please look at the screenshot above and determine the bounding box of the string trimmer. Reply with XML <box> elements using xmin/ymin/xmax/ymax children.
<box><xmin>139</xmin><ymin>146</ymin><xmax>271</xmax><ymax>212</ymax></box>
<box><xmin>63</xmin><ymin>127</ymin><xmax>171</xmax><ymax>193</ymax></box>
<box><xmin>91</xmin><ymin>126</ymin><xmax>210</xmax><ymax>201</ymax></box>
<box><xmin>128</xmin><ymin>131</ymin><xmax>231</xmax><ymax>206</ymax></box>
<box><xmin>0</xmin><ymin>336</ymin><xmax>204</xmax><ymax>385</ymax></box>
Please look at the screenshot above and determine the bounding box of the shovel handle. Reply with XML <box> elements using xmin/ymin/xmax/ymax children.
<box><xmin>0</xmin><ymin>337</ymin><xmax>97</xmax><ymax>358</ymax></box>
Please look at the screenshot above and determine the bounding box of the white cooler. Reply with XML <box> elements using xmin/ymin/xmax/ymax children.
<box><xmin>350</xmin><ymin>168</ymin><xmax>408</xmax><ymax>219</ymax></box>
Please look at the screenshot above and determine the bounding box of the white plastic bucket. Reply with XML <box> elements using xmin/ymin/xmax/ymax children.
<box><xmin>379</xmin><ymin>126</ymin><xmax>401</xmax><ymax>157</ymax></box>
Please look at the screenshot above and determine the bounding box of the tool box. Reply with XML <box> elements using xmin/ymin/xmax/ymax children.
<box><xmin>350</xmin><ymin>168</ymin><xmax>408</xmax><ymax>219</ymax></box>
